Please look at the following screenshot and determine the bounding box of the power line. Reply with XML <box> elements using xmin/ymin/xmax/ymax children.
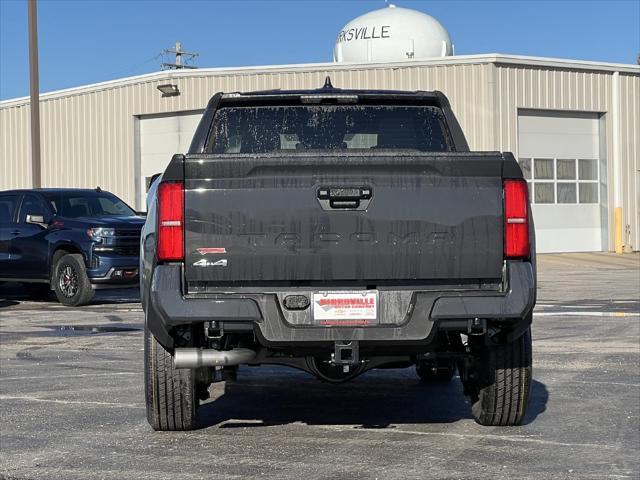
<box><xmin>111</xmin><ymin>53</ymin><xmax>163</xmax><ymax>78</ymax></box>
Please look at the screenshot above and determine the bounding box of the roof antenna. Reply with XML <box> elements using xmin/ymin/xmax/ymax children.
<box><xmin>95</xmin><ymin>186</ymin><xmax>102</xmax><ymax>192</ymax></box>
<box><xmin>323</xmin><ymin>76</ymin><xmax>334</xmax><ymax>89</ymax></box>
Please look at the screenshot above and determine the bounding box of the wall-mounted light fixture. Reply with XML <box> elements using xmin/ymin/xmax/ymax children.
<box><xmin>157</xmin><ymin>83</ymin><xmax>180</xmax><ymax>97</ymax></box>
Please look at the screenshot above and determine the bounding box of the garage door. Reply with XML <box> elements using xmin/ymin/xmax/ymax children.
<box><xmin>518</xmin><ymin>110</ymin><xmax>606</xmax><ymax>253</ymax></box>
<box><xmin>137</xmin><ymin>111</ymin><xmax>203</xmax><ymax>210</ymax></box>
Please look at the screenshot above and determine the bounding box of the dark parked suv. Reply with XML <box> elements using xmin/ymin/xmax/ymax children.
<box><xmin>0</xmin><ymin>188</ymin><xmax>144</xmax><ymax>306</ymax></box>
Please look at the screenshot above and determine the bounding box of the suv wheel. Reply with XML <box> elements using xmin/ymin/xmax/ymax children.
<box><xmin>465</xmin><ymin>328</ymin><xmax>532</xmax><ymax>426</ymax></box>
<box><xmin>52</xmin><ymin>254</ymin><xmax>95</xmax><ymax>306</ymax></box>
<box><xmin>144</xmin><ymin>324</ymin><xmax>198</xmax><ymax>431</ymax></box>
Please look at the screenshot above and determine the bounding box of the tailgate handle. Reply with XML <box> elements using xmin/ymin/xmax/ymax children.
<box><xmin>317</xmin><ymin>186</ymin><xmax>372</xmax><ymax>210</ymax></box>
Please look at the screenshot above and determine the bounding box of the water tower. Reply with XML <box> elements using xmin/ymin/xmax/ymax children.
<box><xmin>334</xmin><ymin>4</ymin><xmax>453</xmax><ymax>63</ymax></box>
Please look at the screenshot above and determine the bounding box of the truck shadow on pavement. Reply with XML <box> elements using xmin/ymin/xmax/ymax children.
<box><xmin>198</xmin><ymin>368</ymin><xmax>548</xmax><ymax>428</ymax></box>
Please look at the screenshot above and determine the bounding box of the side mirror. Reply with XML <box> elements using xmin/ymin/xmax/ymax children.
<box><xmin>26</xmin><ymin>214</ymin><xmax>48</xmax><ymax>228</ymax></box>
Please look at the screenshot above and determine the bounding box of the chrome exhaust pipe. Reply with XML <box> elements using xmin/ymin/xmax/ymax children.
<box><xmin>173</xmin><ymin>348</ymin><xmax>256</xmax><ymax>369</ymax></box>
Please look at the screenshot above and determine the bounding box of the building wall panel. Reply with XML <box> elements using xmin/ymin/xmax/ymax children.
<box><xmin>619</xmin><ymin>73</ymin><xmax>640</xmax><ymax>250</ymax></box>
<box><xmin>1</xmin><ymin>105</ymin><xmax>31</xmax><ymax>189</ymax></box>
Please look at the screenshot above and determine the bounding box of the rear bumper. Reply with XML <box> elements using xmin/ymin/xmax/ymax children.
<box><xmin>145</xmin><ymin>262</ymin><xmax>535</xmax><ymax>350</ymax></box>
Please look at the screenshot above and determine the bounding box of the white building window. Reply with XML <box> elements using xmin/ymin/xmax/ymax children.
<box><xmin>519</xmin><ymin>158</ymin><xmax>599</xmax><ymax>205</ymax></box>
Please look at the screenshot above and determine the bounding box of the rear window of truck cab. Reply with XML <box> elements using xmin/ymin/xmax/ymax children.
<box><xmin>206</xmin><ymin>105</ymin><xmax>452</xmax><ymax>154</ymax></box>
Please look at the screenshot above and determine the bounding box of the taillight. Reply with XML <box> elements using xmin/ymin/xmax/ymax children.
<box><xmin>157</xmin><ymin>182</ymin><xmax>184</xmax><ymax>261</ymax></box>
<box><xmin>504</xmin><ymin>179</ymin><xmax>530</xmax><ymax>258</ymax></box>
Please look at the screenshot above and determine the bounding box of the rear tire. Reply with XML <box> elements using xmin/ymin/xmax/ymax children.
<box><xmin>466</xmin><ymin>328</ymin><xmax>532</xmax><ymax>426</ymax></box>
<box><xmin>416</xmin><ymin>359</ymin><xmax>456</xmax><ymax>382</ymax></box>
<box><xmin>144</xmin><ymin>325</ymin><xmax>198</xmax><ymax>431</ymax></box>
<box><xmin>52</xmin><ymin>254</ymin><xmax>94</xmax><ymax>306</ymax></box>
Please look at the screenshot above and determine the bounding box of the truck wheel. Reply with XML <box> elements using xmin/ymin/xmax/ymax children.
<box><xmin>416</xmin><ymin>359</ymin><xmax>456</xmax><ymax>382</ymax></box>
<box><xmin>467</xmin><ymin>328</ymin><xmax>532</xmax><ymax>426</ymax></box>
<box><xmin>52</xmin><ymin>254</ymin><xmax>95</xmax><ymax>306</ymax></box>
<box><xmin>144</xmin><ymin>325</ymin><xmax>198</xmax><ymax>431</ymax></box>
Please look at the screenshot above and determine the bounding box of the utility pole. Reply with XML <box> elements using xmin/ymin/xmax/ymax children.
<box><xmin>28</xmin><ymin>0</ymin><xmax>41</xmax><ymax>188</ymax></box>
<box><xmin>161</xmin><ymin>41</ymin><xmax>198</xmax><ymax>70</ymax></box>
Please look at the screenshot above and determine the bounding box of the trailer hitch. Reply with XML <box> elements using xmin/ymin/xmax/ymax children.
<box><xmin>467</xmin><ymin>318</ymin><xmax>487</xmax><ymax>336</ymax></box>
<box><xmin>331</xmin><ymin>340</ymin><xmax>360</xmax><ymax>371</ymax></box>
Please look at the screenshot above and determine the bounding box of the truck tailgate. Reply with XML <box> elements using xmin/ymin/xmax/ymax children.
<box><xmin>184</xmin><ymin>153</ymin><xmax>504</xmax><ymax>285</ymax></box>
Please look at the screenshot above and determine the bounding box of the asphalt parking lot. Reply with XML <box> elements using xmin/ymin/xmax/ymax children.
<box><xmin>1</xmin><ymin>253</ymin><xmax>639</xmax><ymax>480</ymax></box>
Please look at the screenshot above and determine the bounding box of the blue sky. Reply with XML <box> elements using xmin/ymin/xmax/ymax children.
<box><xmin>1</xmin><ymin>0</ymin><xmax>638</xmax><ymax>100</ymax></box>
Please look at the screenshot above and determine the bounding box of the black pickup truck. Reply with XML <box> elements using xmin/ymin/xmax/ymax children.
<box><xmin>141</xmin><ymin>80</ymin><xmax>536</xmax><ymax>430</ymax></box>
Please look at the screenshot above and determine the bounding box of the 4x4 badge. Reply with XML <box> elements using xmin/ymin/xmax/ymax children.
<box><xmin>193</xmin><ymin>258</ymin><xmax>227</xmax><ymax>267</ymax></box>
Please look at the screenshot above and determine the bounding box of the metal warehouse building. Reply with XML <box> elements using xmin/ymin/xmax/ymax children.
<box><xmin>1</xmin><ymin>53</ymin><xmax>639</xmax><ymax>253</ymax></box>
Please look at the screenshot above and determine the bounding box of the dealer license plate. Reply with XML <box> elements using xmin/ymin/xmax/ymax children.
<box><xmin>312</xmin><ymin>291</ymin><xmax>378</xmax><ymax>326</ymax></box>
